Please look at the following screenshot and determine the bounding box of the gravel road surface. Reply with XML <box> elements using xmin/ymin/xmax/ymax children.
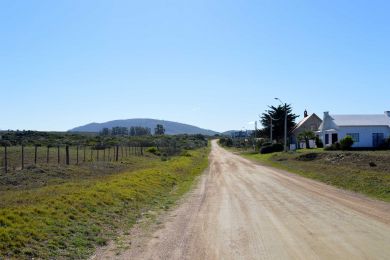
<box><xmin>94</xmin><ymin>140</ymin><xmax>390</xmax><ymax>260</ymax></box>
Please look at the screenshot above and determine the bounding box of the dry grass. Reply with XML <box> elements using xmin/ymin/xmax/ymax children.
<box><xmin>0</xmin><ymin>147</ymin><xmax>209</xmax><ymax>259</ymax></box>
<box><xmin>242</xmin><ymin>149</ymin><xmax>390</xmax><ymax>202</ymax></box>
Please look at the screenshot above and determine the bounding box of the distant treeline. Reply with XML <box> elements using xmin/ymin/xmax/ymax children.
<box><xmin>100</xmin><ymin>124</ymin><xmax>165</xmax><ymax>136</ymax></box>
<box><xmin>101</xmin><ymin>126</ymin><xmax>151</xmax><ymax>136</ymax></box>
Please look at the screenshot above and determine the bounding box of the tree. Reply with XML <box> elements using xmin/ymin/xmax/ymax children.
<box><xmin>259</xmin><ymin>104</ymin><xmax>298</xmax><ymax>142</ymax></box>
<box><xmin>100</xmin><ymin>128</ymin><xmax>110</xmax><ymax>136</ymax></box>
<box><xmin>154</xmin><ymin>124</ymin><xmax>165</xmax><ymax>135</ymax></box>
<box><xmin>297</xmin><ymin>130</ymin><xmax>316</xmax><ymax>149</ymax></box>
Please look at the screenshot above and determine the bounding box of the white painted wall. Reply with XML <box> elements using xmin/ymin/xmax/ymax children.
<box><xmin>337</xmin><ymin>126</ymin><xmax>390</xmax><ymax>147</ymax></box>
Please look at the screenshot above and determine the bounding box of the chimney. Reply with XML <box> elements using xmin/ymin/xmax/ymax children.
<box><xmin>304</xmin><ymin>109</ymin><xmax>308</xmax><ymax>118</ymax></box>
<box><xmin>385</xmin><ymin>111</ymin><xmax>390</xmax><ymax>117</ymax></box>
<box><xmin>324</xmin><ymin>111</ymin><xmax>329</xmax><ymax>118</ymax></box>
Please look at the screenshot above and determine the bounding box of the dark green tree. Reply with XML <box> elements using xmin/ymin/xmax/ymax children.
<box><xmin>260</xmin><ymin>104</ymin><xmax>298</xmax><ymax>142</ymax></box>
<box><xmin>154</xmin><ymin>124</ymin><xmax>165</xmax><ymax>135</ymax></box>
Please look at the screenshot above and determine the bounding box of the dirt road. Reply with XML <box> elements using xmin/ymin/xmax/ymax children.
<box><xmin>95</xmin><ymin>140</ymin><xmax>390</xmax><ymax>259</ymax></box>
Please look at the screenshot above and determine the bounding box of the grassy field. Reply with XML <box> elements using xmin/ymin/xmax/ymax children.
<box><xmin>238</xmin><ymin>149</ymin><xmax>390</xmax><ymax>202</ymax></box>
<box><xmin>0</xmin><ymin>146</ymin><xmax>209</xmax><ymax>259</ymax></box>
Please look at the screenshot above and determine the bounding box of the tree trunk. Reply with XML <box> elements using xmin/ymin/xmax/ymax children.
<box><xmin>103</xmin><ymin>149</ymin><xmax>106</xmax><ymax>161</ymax></box>
<box><xmin>115</xmin><ymin>145</ymin><xmax>119</xmax><ymax>162</ymax></box>
<box><xmin>97</xmin><ymin>149</ymin><xmax>99</xmax><ymax>161</ymax></box>
<box><xmin>65</xmin><ymin>145</ymin><xmax>70</xmax><ymax>165</ymax></box>
<box><xmin>21</xmin><ymin>145</ymin><xmax>25</xmax><ymax>170</ymax></box>
<box><xmin>83</xmin><ymin>146</ymin><xmax>86</xmax><ymax>162</ymax></box>
<box><xmin>305</xmin><ymin>137</ymin><xmax>310</xmax><ymax>149</ymax></box>
<box><xmin>108</xmin><ymin>148</ymin><xmax>111</xmax><ymax>161</ymax></box>
<box><xmin>90</xmin><ymin>147</ymin><xmax>93</xmax><ymax>161</ymax></box>
<box><xmin>121</xmin><ymin>146</ymin><xmax>124</xmax><ymax>159</ymax></box>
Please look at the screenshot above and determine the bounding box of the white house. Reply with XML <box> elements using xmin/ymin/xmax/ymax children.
<box><xmin>318</xmin><ymin>111</ymin><xmax>390</xmax><ymax>148</ymax></box>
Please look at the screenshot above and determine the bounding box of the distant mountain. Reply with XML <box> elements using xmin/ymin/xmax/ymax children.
<box><xmin>69</xmin><ymin>118</ymin><xmax>219</xmax><ymax>136</ymax></box>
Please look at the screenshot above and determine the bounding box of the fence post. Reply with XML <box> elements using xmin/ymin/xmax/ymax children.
<box><xmin>65</xmin><ymin>145</ymin><xmax>70</xmax><ymax>165</ymax></box>
<box><xmin>4</xmin><ymin>146</ymin><xmax>7</xmax><ymax>174</ymax></box>
<box><xmin>57</xmin><ymin>145</ymin><xmax>60</xmax><ymax>164</ymax></box>
<box><xmin>46</xmin><ymin>146</ymin><xmax>50</xmax><ymax>164</ymax></box>
<box><xmin>34</xmin><ymin>145</ymin><xmax>38</xmax><ymax>164</ymax></box>
<box><xmin>21</xmin><ymin>145</ymin><xmax>25</xmax><ymax>170</ymax></box>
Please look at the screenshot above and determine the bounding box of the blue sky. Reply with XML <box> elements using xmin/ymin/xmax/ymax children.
<box><xmin>1</xmin><ymin>0</ymin><xmax>389</xmax><ymax>132</ymax></box>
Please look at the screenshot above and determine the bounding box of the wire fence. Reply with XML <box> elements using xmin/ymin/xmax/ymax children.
<box><xmin>0</xmin><ymin>144</ymin><xmax>148</xmax><ymax>173</ymax></box>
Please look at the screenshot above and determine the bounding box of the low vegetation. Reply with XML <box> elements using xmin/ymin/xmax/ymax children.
<box><xmin>0</xmin><ymin>133</ymin><xmax>210</xmax><ymax>259</ymax></box>
<box><xmin>241</xmin><ymin>149</ymin><xmax>390</xmax><ymax>201</ymax></box>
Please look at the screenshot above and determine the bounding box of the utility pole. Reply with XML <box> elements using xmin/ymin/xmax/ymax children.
<box><xmin>275</xmin><ymin>98</ymin><xmax>288</xmax><ymax>152</ymax></box>
<box><xmin>264</xmin><ymin>110</ymin><xmax>279</xmax><ymax>144</ymax></box>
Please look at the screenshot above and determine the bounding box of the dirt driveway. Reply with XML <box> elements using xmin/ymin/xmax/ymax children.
<box><xmin>94</xmin><ymin>140</ymin><xmax>390</xmax><ymax>259</ymax></box>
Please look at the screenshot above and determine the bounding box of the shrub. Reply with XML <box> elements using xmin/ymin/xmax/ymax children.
<box><xmin>315</xmin><ymin>136</ymin><xmax>324</xmax><ymax>148</ymax></box>
<box><xmin>324</xmin><ymin>142</ymin><xmax>341</xmax><ymax>151</ymax></box>
<box><xmin>272</xmin><ymin>143</ymin><xmax>284</xmax><ymax>152</ymax></box>
<box><xmin>260</xmin><ymin>143</ymin><xmax>284</xmax><ymax>154</ymax></box>
<box><xmin>378</xmin><ymin>137</ymin><xmax>390</xmax><ymax>150</ymax></box>
<box><xmin>260</xmin><ymin>145</ymin><xmax>273</xmax><ymax>154</ymax></box>
<box><xmin>146</xmin><ymin>147</ymin><xmax>160</xmax><ymax>155</ymax></box>
<box><xmin>340</xmin><ymin>136</ymin><xmax>354</xmax><ymax>150</ymax></box>
<box><xmin>218</xmin><ymin>137</ymin><xmax>233</xmax><ymax>147</ymax></box>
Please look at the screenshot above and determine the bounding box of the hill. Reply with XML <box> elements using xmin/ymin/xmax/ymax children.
<box><xmin>69</xmin><ymin>118</ymin><xmax>219</xmax><ymax>136</ymax></box>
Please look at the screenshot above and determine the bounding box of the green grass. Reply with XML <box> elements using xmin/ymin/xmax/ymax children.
<box><xmin>0</xmin><ymin>147</ymin><xmax>209</xmax><ymax>259</ymax></box>
<box><xmin>239</xmin><ymin>149</ymin><xmax>390</xmax><ymax>202</ymax></box>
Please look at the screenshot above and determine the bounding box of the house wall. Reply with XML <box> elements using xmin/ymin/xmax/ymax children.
<box><xmin>291</xmin><ymin>116</ymin><xmax>322</xmax><ymax>145</ymax></box>
<box><xmin>337</xmin><ymin>126</ymin><xmax>390</xmax><ymax>147</ymax></box>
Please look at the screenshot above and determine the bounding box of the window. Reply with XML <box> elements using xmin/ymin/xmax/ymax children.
<box><xmin>372</xmin><ymin>133</ymin><xmax>384</xmax><ymax>147</ymax></box>
<box><xmin>332</xmin><ymin>133</ymin><xmax>338</xmax><ymax>144</ymax></box>
<box><xmin>346</xmin><ymin>133</ymin><xmax>359</xmax><ymax>142</ymax></box>
<box><xmin>325</xmin><ymin>134</ymin><xmax>329</xmax><ymax>145</ymax></box>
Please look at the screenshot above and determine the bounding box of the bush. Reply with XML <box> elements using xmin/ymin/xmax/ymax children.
<box><xmin>146</xmin><ymin>147</ymin><xmax>160</xmax><ymax>155</ymax></box>
<box><xmin>219</xmin><ymin>137</ymin><xmax>233</xmax><ymax>147</ymax></box>
<box><xmin>260</xmin><ymin>143</ymin><xmax>284</xmax><ymax>154</ymax></box>
<box><xmin>272</xmin><ymin>143</ymin><xmax>284</xmax><ymax>152</ymax></box>
<box><xmin>324</xmin><ymin>142</ymin><xmax>341</xmax><ymax>151</ymax></box>
<box><xmin>378</xmin><ymin>137</ymin><xmax>390</xmax><ymax>150</ymax></box>
<box><xmin>340</xmin><ymin>136</ymin><xmax>354</xmax><ymax>150</ymax></box>
<box><xmin>260</xmin><ymin>145</ymin><xmax>273</xmax><ymax>154</ymax></box>
<box><xmin>315</xmin><ymin>136</ymin><xmax>324</xmax><ymax>148</ymax></box>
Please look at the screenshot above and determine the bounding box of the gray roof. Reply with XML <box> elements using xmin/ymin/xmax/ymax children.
<box><xmin>331</xmin><ymin>114</ymin><xmax>390</xmax><ymax>126</ymax></box>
